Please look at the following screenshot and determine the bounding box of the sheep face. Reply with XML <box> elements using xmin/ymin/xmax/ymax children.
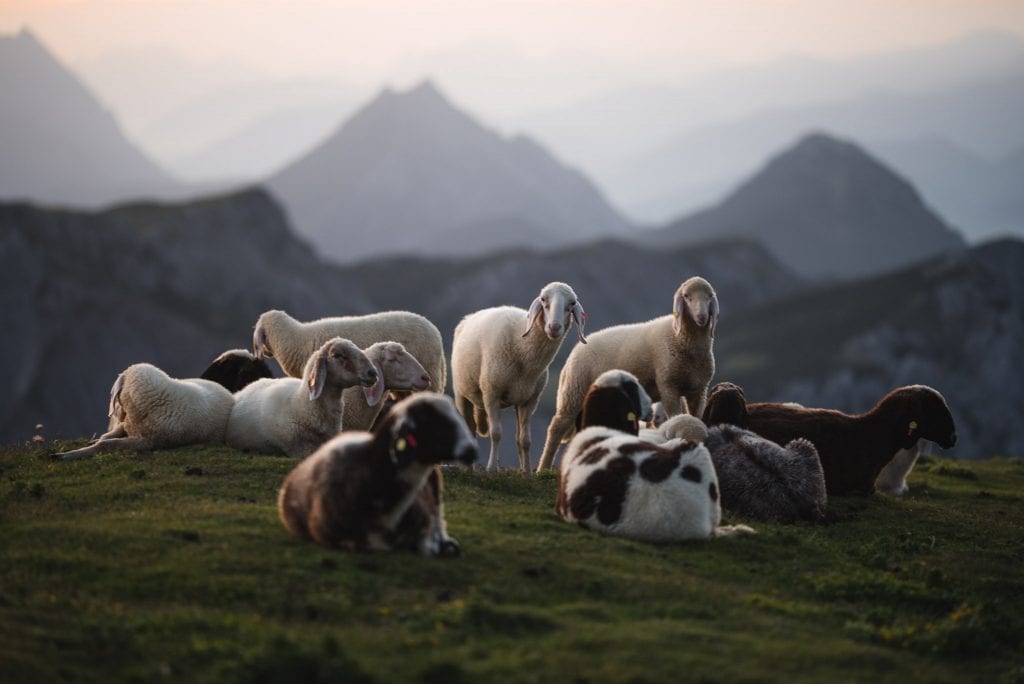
<box><xmin>386</xmin><ymin>394</ymin><xmax>478</xmax><ymax>468</ymax></box>
<box><xmin>592</xmin><ymin>369</ymin><xmax>654</xmax><ymax>425</ymax></box>
<box><xmin>375</xmin><ymin>342</ymin><xmax>431</xmax><ymax>392</ymax></box>
<box><xmin>522</xmin><ymin>282</ymin><xmax>587</xmax><ymax>343</ymax></box>
<box><xmin>307</xmin><ymin>338</ymin><xmax>378</xmax><ymax>401</ymax></box>
<box><xmin>893</xmin><ymin>385</ymin><xmax>957</xmax><ymax>449</ymax></box>
<box><xmin>672</xmin><ymin>277</ymin><xmax>719</xmax><ymax>336</ymax></box>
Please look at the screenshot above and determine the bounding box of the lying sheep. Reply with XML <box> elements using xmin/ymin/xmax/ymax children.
<box><xmin>226</xmin><ymin>337</ymin><xmax>379</xmax><ymax>457</ymax></box>
<box><xmin>452</xmin><ymin>282</ymin><xmax>587</xmax><ymax>471</ymax></box>
<box><xmin>556</xmin><ymin>372</ymin><xmax>754</xmax><ymax>541</ymax></box>
<box><xmin>59</xmin><ymin>364</ymin><xmax>235</xmax><ymax>460</ymax></box>
<box><xmin>704</xmin><ymin>423</ymin><xmax>827</xmax><ymax>523</ymax></box>
<box><xmin>200</xmin><ymin>348</ymin><xmax>274</xmax><ymax>392</ymax></box>
<box><xmin>277</xmin><ymin>393</ymin><xmax>477</xmax><ymax>555</ymax></box>
<box><xmin>638</xmin><ymin>413</ymin><xmax>709</xmax><ymax>445</ymax></box>
<box><xmin>253</xmin><ymin>309</ymin><xmax>446</xmax><ymax>393</ymax></box>
<box><xmin>576</xmin><ymin>369</ymin><xmax>653</xmax><ymax>436</ymax></box>
<box><xmin>538</xmin><ymin>276</ymin><xmax>719</xmax><ymax>472</ymax></box>
<box><xmin>702</xmin><ymin>382</ymin><xmax>957</xmax><ymax>495</ymax></box>
<box><xmin>342</xmin><ymin>341</ymin><xmax>431</xmax><ymax>432</ymax></box>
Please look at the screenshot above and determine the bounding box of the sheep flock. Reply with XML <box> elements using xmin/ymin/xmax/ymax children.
<box><xmin>56</xmin><ymin>276</ymin><xmax>958</xmax><ymax>555</ymax></box>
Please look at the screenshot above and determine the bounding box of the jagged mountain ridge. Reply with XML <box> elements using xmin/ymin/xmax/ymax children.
<box><xmin>268</xmin><ymin>80</ymin><xmax>632</xmax><ymax>264</ymax></box>
<box><xmin>0</xmin><ymin>29</ymin><xmax>180</xmax><ymax>207</ymax></box>
<box><xmin>645</xmin><ymin>133</ymin><xmax>966</xmax><ymax>280</ymax></box>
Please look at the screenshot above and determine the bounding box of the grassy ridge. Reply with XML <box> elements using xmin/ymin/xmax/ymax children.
<box><xmin>1</xmin><ymin>444</ymin><xmax>1022</xmax><ymax>683</ymax></box>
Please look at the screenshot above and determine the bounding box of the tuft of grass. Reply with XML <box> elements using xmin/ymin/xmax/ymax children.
<box><xmin>0</xmin><ymin>446</ymin><xmax>1022</xmax><ymax>683</ymax></box>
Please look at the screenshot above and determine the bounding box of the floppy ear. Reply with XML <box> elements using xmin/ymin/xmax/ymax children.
<box><xmin>672</xmin><ymin>291</ymin><xmax>685</xmax><ymax>336</ymax></box>
<box><xmin>521</xmin><ymin>297</ymin><xmax>544</xmax><ymax>337</ymax></box>
<box><xmin>307</xmin><ymin>350</ymin><xmax>328</xmax><ymax>400</ymax></box>
<box><xmin>389</xmin><ymin>413</ymin><xmax>419</xmax><ymax>464</ymax></box>
<box><xmin>709</xmin><ymin>292</ymin><xmax>719</xmax><ymax>337</ymax></box>
<box><xmin>363</xmin><ymin>362</ymin><xmax>385</xmax><ymax>407</ymax></box>
<box><xmin>902</xmin><ymin>419</ymin><xmax>920</xmax><ymax>448</ymax></box>
<box><xmin>253</xmin><ymin>321</ymin><xmax>270</xmax><ymax>359</ymax></box>
<box><xmin>571</xmin><ymin>301</ymin><xmax>588</xmax><ymax>344</ymax></box>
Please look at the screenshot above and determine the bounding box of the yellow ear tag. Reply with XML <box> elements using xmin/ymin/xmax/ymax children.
<box><xmin>672</xmin><ymin>311</ymin><xmax>680</xmax><ymax>317</ymax></box>
<box><xmin>396</xmin><ymin>437</ymin><xmax>407</xmax><ymax>452</ymax></box>
<box><xmin>627</xmin><ymin>412</ymin><xmax>636</xmax><ymax>422</ymax></box>
<box><xmin>907</xmin><ymin>420</ymin><xmax>918</xmax><ymax>437</ymax></box>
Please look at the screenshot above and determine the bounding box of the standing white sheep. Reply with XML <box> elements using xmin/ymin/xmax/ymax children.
<box><xmin>59</xmin><ymin>364</ymin><xmax>235</xmax><ymax>460</ymax></box>
<box><xmin>451</xmin><ymin>282</ymin><xmax>587</xmax><ymax>472</ymax></box>
<box><xmin>537</xmin><ymin>276</ymin><xmax>719</xmax><ymax>472</ymax></box>
<box><xmin>253</xmin><ymin>309</ymin><xmax>446</xmax><ymax>393</ymax></box>
<box><xmin>226</xmin><ymin>337</ymin><xmax>379</xmax><ymax>457</ymax></box>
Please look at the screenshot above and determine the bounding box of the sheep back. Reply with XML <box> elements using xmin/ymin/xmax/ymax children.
<box><xmin>557</xmin><ymin>426</ymin><xmax>721</xmax><ymax>542</ymax></box>
<box><xmin>704</xmin><ymin>424</ymin><xmax>827</xmax><ymax>523</ymax></box>
<box><xmin>116</xmin><ymin>363</ymin><xmax>234</xmax><ymax>445</ymax></box>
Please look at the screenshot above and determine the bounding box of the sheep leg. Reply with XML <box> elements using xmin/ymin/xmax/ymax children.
<box><xmin>684</xmin><ymin>387</ymin><xmax>709</xmax><ymax>418</ymax></box>
<box><xmin>514</xmin><ymin>402</ymin><xmax>537</xmax><ymax>473</ymax></box>
<box><xmin>483</xmin><ymin>396</ymin><xmax>503</xmax><ymax>472</ymax></box>
<box><xmin>59</xmin><ymin>436</ymin><xmax>154</xmax><ymax>461</ymax></box>
<box><xmin>455</xmin><ymin>393</ymin><xmax>478</xmax><ymax>435</ymax></box>
<box><xmin>537</xmin><ymin>412</ymin><xmax>574</xmax><ymax>472</ymax></box>
<box><xmin>658</xmin><ymin>385</ymin><xmax>686</xmax><ymax>419</ymax></box>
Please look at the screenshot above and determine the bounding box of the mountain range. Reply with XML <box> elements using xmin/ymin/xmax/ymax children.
<box><xmin>267</xmin><ymin>80</ymin><xmax>632</xmax><ymax>264</ymax></box>
<box><xmin>0</xmin><ymin>29</ymin><xmax>182</xmax><ymax>207</ymax></box>
<box><xmin>643</xmin><ymin>133</ymin><xmax>966</xmax><ymax>280</ymax></box>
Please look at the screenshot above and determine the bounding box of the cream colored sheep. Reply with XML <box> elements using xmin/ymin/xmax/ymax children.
<box><xmin>253</xmin><ymin>309</ymin><xmax>446</xmax><ymax>393</ymax></box>
<box><xmin>342</xmin><ymin>341</ymin><xmax>431</xmax><ymax>431</ymax></box>
<box><xmin>537</xmin><ymin>276</ymin><xmax>718</xmax><ymax>472</ymax></box>
<box><xmin>452</xmin><ymin>282</ymin><xmax>587</xmax><ymax>472</ymax></box>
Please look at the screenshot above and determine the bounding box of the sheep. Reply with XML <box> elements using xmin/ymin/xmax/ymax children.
<box><xmin>226</xmin><ymin>337</ymin><xmax>379</xmax><ymax>458</ymax></box>
<box><xmin>639</xmin><ymin>413</ymin><xmax>709</xmax><ymax>445</ymax></box>
<box><xmin>200</xmin><ymin>348</ymin><xmax>274</xmax><ymax>392</ymax></box>
<box><xmin>575</xmin><ymin>369</ymin><xmax>653</xmax><ymax>436</ymax></box>
<box><xmin>537</xmin><ymin>276</ymin><xmax>719</xmax><ymax>472</ymax></box>
<box><xmin>875</xmin><ymin>439</ymin><xmax>929</xmax><ymax>496</ymax></box>
<box><xmin>646</xmin><ymin>402</ymin><xmax>668</xmax><ymax>429</ymax></box>
<box><xmin>704</xmin><ymin>424</ymin><xmax>827</xmax><ymax>523</ymax></box>
<box><xmin>277</xmin><ymin>393</ymin><xmax>477</xmax><ymax>555</ymax></box>
<box><xmin>58</xmin><ymin>364</ymin><xmax>235</xmax><ymax>460</ymax></box>
<box><xmin>701</xmin><ymin>382</ymin><xmax>957</xmax><ymax>495</ymax></box>
<box><xmin>451</xmin><ymin>282</ymin><xmax>587</xmax><ymax>472</ymax></box>
<box><xmin>556</xmin><ymin>375</ymin><xmax>753</xmax><ymax>541</ymax></box>
<box><xmin>252</xmin><ymin>308</ymin><xmax>446</xmax><ymax>393</ymax></box>
<box><xmin>341</xmin><ymin>341</ymin><xmax>431</xmax><ymax>432</ymax></box>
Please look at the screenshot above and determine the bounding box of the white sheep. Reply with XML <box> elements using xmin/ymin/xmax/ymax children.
<box><xmin>253</xmin><ymin>309</ymin><xmax>447</xmax><ymax>393</ymax></box>
<box><xmin>639</xmin><ymin>413</ymin><xmax>709</xmax><ymax>445</ymax></box>
<box><xmin>226</xmin><ymin>337</ymin><xmax>379</xmax><ymax>457</ymax></box>
<box><xmin>341</xmin><ymin>341</ymin><xmax>431</xmax><ymax>432</ymax></box>
<box><xmin>451</xmin><ymin>282</ymin><xmax>587</xmax><ymax>472</ymax></box>
<box><xmin>59</xmin><ymin>364</ymin><xmax>235</xmax><ymax>460</ymax></box>
<box><xmin>537</xmin><ymin>276</ymin><xmax>719</xmax><ymax>472</ymax></box>
<box><xmin>277</xmin><ymin>393</ymin><xmax>478</xmax><ymax>555</ymax></box>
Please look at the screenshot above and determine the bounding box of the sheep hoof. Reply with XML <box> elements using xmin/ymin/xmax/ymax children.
<box><xmin>439</xmin><ymin>538</ymin><xmax>462</xmax><ymax>557</ymax></box>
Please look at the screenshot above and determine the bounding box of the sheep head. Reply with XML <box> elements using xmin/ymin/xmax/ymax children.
<box><xmin>384</xmin><ymin>393</ymin><xmax>477</xmax><ymax>467</ymax></box>
<box><xmin>703</xmin><ymin>382</ymin><xmax>748</xmax><ymax>427</ymax></box>
<box><xmin>364</xmin><ymin>341</ymin><xmax>431</xmax><ymax>407</ymax></box>
<box><xmin>523</xmin><ymin>281</ymin><xmax>588</xmax><ymax>344</ymax></box>
<box><xmin>884</xmin><ymin>385</ymin><xmax>957</xmax><ymax>450</ymax></box>
<box><xmin>306</xmin><ymin>337</ymin><xmax>378</xmax><ymax>401</ymax></box>
<box><xmin>672</xmin><ymin>277</ymin><xmax>719</xmax><ymax>337</ymax></box>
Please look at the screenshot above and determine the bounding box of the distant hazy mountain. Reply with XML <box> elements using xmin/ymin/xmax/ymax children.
<box><xmin>645</xmin><ymin>133</ymin><xmax>966</xmax><ymax>280</ymax></box>
<box><xmin>0</xmin><ymin>29</ymin><xmax>180</xmax><ymax>207</ymax></box>
<box><xmin>268</xmin><ymin>80</ymin><xmax>632</xmax><ymax>264</ymax></box>
<box><xmin>714</xmin><ymin>238</ymin><xmax>1024</xmax><ymax>461</ymax></box>
<box><xmin>613</xmin><ymin>66</ymin><xmax>1024</xmax><ymax>234</ymax></box>
<box><xmin>0</xmin><ymin>189</ymin><xmax>796</xmax><ymax>446</ymax></box>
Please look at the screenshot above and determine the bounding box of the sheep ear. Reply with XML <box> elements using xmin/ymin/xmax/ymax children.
<box><xmin>903</xmin><ymin>419</ymin><xmax>920</xmax><ymax>447</ymax></box>
<box><xmin>308</xmin><ymin>353</ymin><xmax>328</xmax><ymax>400</ymax></box>
<box><xmin>672</xmin><ymin>292</ymin><xmax>684</xmax><ymax>336</ymax></box>
<box><xmin>389</xmin><ymin>415</ymin><xmax>418</xmax><ymax>464</ymax></box>
<box><xmin>253</xmin><ymin>321</ymin><xmax>270</xmax><ymax>359</ymax></box>
<box><xmin>571</xmin><ymin>301</ymin><xmax>588</xmax><ymax>344</ymax></box>
<box><xmin>522</xmin><ymin>297</ymin><xmax>544</xmax><ymax>337</ymax></box>
<box><xmin>709</xmin><ymin>292</ymin><xmax>719</xmax><ymax>337</ymax></box>
<box><xmin>363</xmin><ymin>363</ymin><xmax>385</xmax><ymax>407</ymax></box>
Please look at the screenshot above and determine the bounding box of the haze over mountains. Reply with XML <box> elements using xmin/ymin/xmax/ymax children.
<box><xmin>0</xmin><ymin>29</ymin><xmax>185</xmax><ymax>207</ymax></box>
<box><xmin>268</xmin><ymin>80</ymin><xmax>632</xmax><ymax>264</ymax></box>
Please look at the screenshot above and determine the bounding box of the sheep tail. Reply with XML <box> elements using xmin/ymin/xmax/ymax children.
<box><xmin>107</xmin><ymin>371</ymin><xmax>126</xmax><ymax>421</ymax></box>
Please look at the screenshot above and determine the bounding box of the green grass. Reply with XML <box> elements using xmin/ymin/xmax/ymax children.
<box><xmin>2</xmin><ymin>445</ymin><xmax>1023</xmax><ymax>683</ymax></box>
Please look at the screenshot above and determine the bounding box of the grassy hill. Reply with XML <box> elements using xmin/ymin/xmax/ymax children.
<box><xmin>1</xmin><ymin>444</ymin><xmax>1022</xmax><ymax>683</ymax></box>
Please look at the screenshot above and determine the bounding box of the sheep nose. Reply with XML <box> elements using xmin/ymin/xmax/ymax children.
<box><xmin>546</xmin><ymin>322</ymin><xmax>563</xmax><ymax>337</ymax></box>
